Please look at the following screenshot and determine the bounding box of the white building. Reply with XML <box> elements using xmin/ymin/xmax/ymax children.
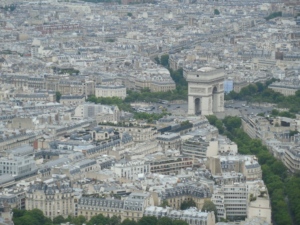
<box><xmin>144</xmin><ymin>206</ymin><xmax>216</xmax><ymax>225</ymax></box>
<box><xmin>0</xmin><ymin>146</ymin><xmax>37</xmax><ymax>177</ymax></box>
<box><xmin>112</xmin><ymin>160</ymin><xmax>150</xmax><ymax>180</ymax></box>
<box><xmin>95</xmin><ymin>85</ymin><xmax>126</xmax><ymax>99</ymax></box>
<box><xmin>212</xmin><ymin>183</ymin><xmax>248</xmax><ymax>221</ymax></box>
<box><xmin>73</xmin><ymin>103</ymin><xmax>120</xmax><ymax>123</ymax></box>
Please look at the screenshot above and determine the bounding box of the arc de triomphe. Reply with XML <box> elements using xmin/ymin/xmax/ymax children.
<box><xmin>186</xmin><ymin>67</ymin><xmax>225</xmax><ymax>116</ymax></box>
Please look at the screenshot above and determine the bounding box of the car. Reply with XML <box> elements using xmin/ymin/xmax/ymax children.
<box><xmin>177</xmin><ymin>106</ymin><xmax>180</xmax><ymax>108</ymax></box>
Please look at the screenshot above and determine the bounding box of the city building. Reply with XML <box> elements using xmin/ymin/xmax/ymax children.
<box><xmin>156</xmin><ymin>133</ymin><xmax>181</xmax><ymax>151</ymax></box>
<box><xmin>144</xmin><ymin>206</ymin><xmax>215</xmax><ymax>225</ymax></box>
<box><xmin>0</xmin><ymin>146</ymin><xmax>37</xmax><ymax>178</ymax></box>
<box><xmin>26</xmin><ymin>181</ymin><xmax>75</xmax><ymax>220</ymax></box>
<box><xmin>284</xmin><ymin>145</ymin><xmax>300</xmax><ymax>173</ymax></box>
<box><xmin>212</xmin><ymin>183</ymin><xmax>248</xmax><ymax>221</ymax></box>
<box><xmin>182</xmin><ymin>137</ymin><xmax>218</xmax><ymax>159</ymax></box>
<box><xmin>95</xmin><ymin>85</ymin><xmax>126</xmax><ymax>99</ymax></box>
<box><xmin>160</xmin><ymin>183</ymin><xmax>211</xmax><ymax>210</ymax></box>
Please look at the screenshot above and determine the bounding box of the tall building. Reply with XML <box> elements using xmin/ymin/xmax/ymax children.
<box><xmin>212</xmin><ymin>183</ymin><xmax>248</xmax><ymax>221</ymax></box>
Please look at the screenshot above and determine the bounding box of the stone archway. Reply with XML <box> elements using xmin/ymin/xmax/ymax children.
<box><xmin>187</xmin><ymin>67</ymin><xmax>224</xmax><ymax>116</ymax></box>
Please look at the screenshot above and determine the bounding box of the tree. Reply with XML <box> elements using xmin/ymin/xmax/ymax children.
<box><xmin>12</xmin><ymin>209</ymin><xmax>25</xmax><ymax>218</ymax></box>
<box><xmin>160</xmin><ymin>200</ymin><xmax>170</xmax><ymax>208</ymax></box>
<box><xmin>157</xmin><ymin>217</ymin><xmax>173</xmax><ymax>225</ymax></box>
<box><xmin>138</xmin><ymin>216</ymin><xmax>158</xmax><ymax>225</ymax></box>
<box><xmin>53</xmin><ymin>215</ymin><xmax>66</xmax><ymax>224</ymax></box>
<box><xmin>180</xmin><ymin>199</ymin><xmax>196</xmax><ymax>210</ymax></box>
<box><xmin>55</xmin><ymin>91</ymin><xmax>61</xmax><ymax>102</ymax></box>
<box><xmin>160</xmin><ymin>54</ymin><xmax>169</xmax><ymax>67</ymax></box>
<box><xmin>72</xmin><ymin>215</ymin><xmax>87</xmax><ymax>225</ymax></box>
<box><xmin>121</xmin><ymin>219</ymin><xmax>138</xmax><ymax>225</ymax></box>
<box><xmin>109</xmin><ymin>215</ymin><xmax>121</xmax><ymax>225</ymax></box>
<box><xmin>127</xmin><ymin>12</ymin><xmax>132</xmax><ymax>17</ymax></box>
<box><xmin>87</xmin><ymin>214</ymin><xmax>107</xmax><ymax>225</ymax></box>
<box><xmin>172</xmin><ymin>220</ymin><xmax>189</xmax><ymax>225</ymax></box>
<box><xmin>154</xmin><ymin>56</ymin><xmax>160</xmax><ymax>64</ymax></box>
<box><xmin>214</xmin><ymin>9</ymin><xmax>220</xmax><ymax>15</ymax></box>
<box><xmin>223</xmin><ymin>116</ymin><xmax>241</xmax><ymax>132</ymax></box>
<box><xmin>265</xmin><ymin>11</ymin><xmax>282</xmax><ymax>20</ymax></box>
<box><xmin>290</xmin><ymin>130</ymin><xmax>299</xmax><ymax>137</ymax></box>
<box><xmin>25</xmin><ymin>209</ymin><xmax>47</xmax><ymax>225</ymax></box>
<box><xmin>201</xmin><ymin>200</ymin><xmax>218</xmax><ymax>222</ymax></box>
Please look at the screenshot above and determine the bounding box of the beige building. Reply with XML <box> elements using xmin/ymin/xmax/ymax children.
<box><xmin>284</xmin><ymin>145</ymin><xmax>300</xmax><ymax>173</ymax></box>
<box><xmin>60</xmin><ymin>95</ymin><xmax>85</xmax><ymax>106</ymax></box>
<box><xmin>208</xmin><ymin>155</ymin><xmax>262</xmax><ymax>181</ymax></box>
<box><xmin>10</xmin><ymin>117</ymin><xmax>35</xmax><ymax>130</ymax></box>
<box><xmin>160</xmin><ymin>183</ymin><xmax>211</xmax><ymax>210</ymax></box>
<box><xmin>269</xmin><ymin>81</ymin><xmax>300</xmax><ymax>96</ymax></box>
<box><xmin>149</xmin><ymin>156</ymin><xmax>194</xmax><ymax>175</ymax></box>
<box><xmin>156</xmin><ymin>133</ymin><xmax>181</xmax><ymax>151</ymax></box>
<box><xmin>100</xmin><ymin>125</ymin><xmax>157</xmax><ymax>143</ymax></box>
<box><xmin>247</xmin><ymin>181</ymin><xmax>271</xmax><ymax>224</ymax></box>
<box><xmin>233</xmin><ymin>80</ymin><xmax>248</xmax><ymax>93</ymax></box>
<box><xmin>76</xmin><ymin>192</ymin><xmax>153</xmax><ymax>222</ymax></box>
<box><xmin>74</xmin><ymin>103</ymin><xmax>120</xmax><ymax>123</ymax></box>
<box><xmin>135</xmin><ymin>79</ymin><xmax>176</xmax><ymax>92</ymax></box>
<box><xmin>151</xmin><ymin>81</ymin><xmax>176</xmax><ymax>92</ymax></box>
<box><xmin>26</xmin><ymin>182</ymin><xmax>75</xmax><ymax>220</ymax></box>
<box><xmin>95</xmin><ymin>85</ymin><xmax>126</xmax><ymax>99</ymax></box>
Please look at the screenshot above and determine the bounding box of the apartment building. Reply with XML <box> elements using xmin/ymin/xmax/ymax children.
<box><xmin>76</xmin><ymin>193</ymin><xmax>153</xmax><ymax>222</ymax></box>
<box><xmin>60</xmin><ymin>95</ymin><xmax>85</xmax><ymax>106</ymax></box>
<box><xmin>247</xmin><ymin>181</ymin><xmax>271</xmax><ymax>224</ymax></box>
<box><xmin>95</xmin><ymin>85</ymin><xmax>126</xmax><ymax>99</ymax></box>
<box><xmin>77</xmin><ymin>197</ymin><xmax>124</xmax><ymax>220</ymax></box>
<box><xmin>208</xmin><ymin>155</ymin><xmax>262</xmax><ymax>181</ymax></box>
<box><xmin>0</xmin><ymin>146</ymin><xmax>37</xmax><ymax>178</ymax></box>
<box><xmin>284</xmin><ymin>145</ymin><xmax>300</xmax><ymax>173</ymax></box>
<box><xmin>182</xmin><ymin>137</ymin><xmax>210</xmax><ymax>159</ymax></box>
<box><xmin>149</xmin><ymin>156</ymin><xmax>194</xmax><ymax>175</ymax></box>
<box><xmin>144</xmin><ymin>206</ymin><xmax>215</xmax><ymax>225</ymax></box>
<box><xmin>26</xmin><ymin>182</ymin><xmax>75</xmax><ymax>220</ymax></box>
<box><xmin>73</xmin><ymin>103</ymin><xmax>120</xmax><ymax>123</ymax></box>
<box><xmin>269</xmin><ymin>80</ymin><xmax>300</xmax><ymax>96</ymax></box>
<box><xmin>101</xmin><ymin>125</ymin><xmax>157</xmax><ymax>143</ymax></box>
<box><xmin>212</xmin><ymin>183</ymin><xmax>248</xmax><ymax>221</ymax></box>
<box><xmin>112</xmin><ymin>160</ymin><xmax>150</xmax><ymax>180</ymax></box>
<box><xmin>156</xmin><ymin>133</ymin><xmax>181</xmax><ymax>151</ymax></box>
<box><xmin>160</xmin><ymin>183</ymin><xmax>211</xmax><ymax>210</ymax></box>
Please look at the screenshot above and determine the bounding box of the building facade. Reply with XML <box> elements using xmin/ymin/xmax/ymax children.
<box><xmin>284</xmin><ymin>145</ymin><xmax>300</xmax><ymax>173</ymax></box>
<box><xmin>26</xmin><ymin>182</ymin><xmax>75</xmax><ymax>220</ymax></box>
<box><xmin>95</xmin><ymin>85</ymin><xmax>126</xmax><ymax>99</ymax></box>
<box><xmin>144</xmin><ymin>206</ymin><xmax>215</xmax><ymax>225</ymax></box>
<box><xmin>160</xmin><ymin>183</ymin><xmax>211</xmax><ymax>210</ymax></box>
